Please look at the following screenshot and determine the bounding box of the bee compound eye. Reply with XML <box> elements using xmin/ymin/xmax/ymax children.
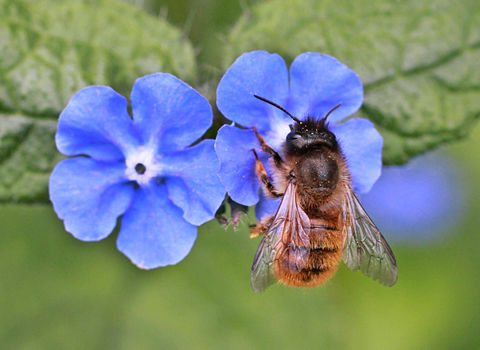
<box><xmin>287</xmin><ymin>131</ymin><xmax>301</xmax><ymax>141</ymax></box>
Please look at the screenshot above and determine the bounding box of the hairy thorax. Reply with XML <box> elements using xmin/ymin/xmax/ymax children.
<box><xmin>288</xmin><ymin>149</ymin><xmax>350</xmax><ymax>214</ymax></box>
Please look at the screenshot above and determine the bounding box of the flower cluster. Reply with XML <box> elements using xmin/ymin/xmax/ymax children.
<box><xmin>50</xmin><ymin>51</ymin><xmax>385</xmax><ymax>268</ymax></box>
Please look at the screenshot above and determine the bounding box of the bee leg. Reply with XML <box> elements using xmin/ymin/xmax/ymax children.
<box><xmin>252</xmin><ymin>149</ymin><xmax>283</xmax><ymax>198</ymax></box>
<box><xmin>250</xmin><ymin>222</ymin><xmax>269</xmax><ymax>238</ymax></box>
<box><xmin>250</xmin><ymin>216</ymin><xmax>274</xmax><ymax>238</ymax></box>
<box><xmin>252</xmin><ymin>127</ymin><xmax>285</xmax><ymax>170</ymax></box>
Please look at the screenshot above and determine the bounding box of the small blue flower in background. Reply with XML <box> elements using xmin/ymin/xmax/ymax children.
<box><xmin>214</xmin><ymin>51</ymin><xmax>383</xmax><ymax>219</ymax></box>
<box><xmin>361</xmin><ymin>152</ymin><xmax>465</xmax><ymax>242</ymax></box>
<box><xmin>49</xmin><ymin>73</ymin><xmax>226</xmax><ymax>269</ymax></box>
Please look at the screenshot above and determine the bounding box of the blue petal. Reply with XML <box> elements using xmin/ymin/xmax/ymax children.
<box><xmin>255</xmin><ymin>190</ymin><xmax>281</xmax><ymax>221</ymax></box>
<box><xmin>131</xmin><ymin>73</ymin><xmax>212</xmax><ymax>153</ymax></box>
<box><xmin>217</xmin><ymin>51</ymin><xmax>289</xmax><ymax>133</ymax></box>
<box><xmin>56</xmin><ymin>86</ymin><xmax>140</xmax><ymax>162</ymax></box>
<box><xmin>117</xmin><ymin>184</ymin><xmax>197</xmax><ymax>269</ymax></box>
<box><xmin>161</xmin><ymin>140</ymin><xmax>226</xmax><ymax>226</ymax></box>
<box><xmin>215</xmin><ymin>125</ymin><xmax>269</xmax><ymax>206</ymax></box>
<box><xmin>288</xmin><ymin>53</ymin><xmax>363</xmax><ymax>124</ymax></box>
<box><xmin>49</xmin><ymin>157</ymin><xmax>135</xmax><ymax>240</ymax></box>
<box><xmin>361</xmin><ymin>153</ymin><xmax>465</xmax><ymax>242</ymax></box>
<box><xmin>331</xmin><ymin>118</ymin><xmax>383</xmax><ymax>193</ymax></box>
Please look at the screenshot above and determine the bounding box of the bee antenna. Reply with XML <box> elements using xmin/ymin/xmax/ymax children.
<box><xmin>254</xmin><ymin>95</ymin><xmax>302</xmax><ymax>124</ymax></box>
<box><xmin>324</xmin><ymin>103</ymin><xmax>342</xmax><ymax>120</ymax></box>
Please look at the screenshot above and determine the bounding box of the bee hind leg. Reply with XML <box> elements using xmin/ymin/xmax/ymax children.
<box><xmin>252</xmin><ymin>149</ymin><xmax>283</xmax><ymax>198</ymax></box>
<box><xmin>250</xmin><ymin>222</ymin><xmax>268</xmax><ymax>238</ymax></box>
<box><xmin>250</xmin><ymin>216</ymin><xmax>274</xmax><ymax>238</ymax></box>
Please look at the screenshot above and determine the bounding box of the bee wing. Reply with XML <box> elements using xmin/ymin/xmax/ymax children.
<box><xmin>250</xmin><ymin>229</ymin><xmax>280</xmax><ymax>293</ymax></box>
<box><xmin>341</xmin><ymin>186</ymin><xmax>398</xmax><ymax>287</ymax></box>
<box><xmin>251</xmin><ymin>182</ymin><xmax>311</xmax><ymax>293</ymax></box>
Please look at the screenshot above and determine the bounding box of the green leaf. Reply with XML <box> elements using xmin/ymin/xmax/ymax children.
<box><xmin>0</xmin><ymin>116</ymin><xmax>62</xmax><ymax>202</ymax></box>
<box><xmin>222</xmin><ymin>0</ymin><xmax>480</xmax><ymax>164</ymax></box>
<box><xmin>0</xmin><ymin>0</ymin><xmax>197</xmax><ymax>203</ymax></box>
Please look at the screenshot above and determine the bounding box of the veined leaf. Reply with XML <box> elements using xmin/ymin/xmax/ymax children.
<box><xmin>0</xmin><ymin>0</ymin><xmax>197</xmax><ymax>203</ymax></box>
<box><xmin>222</xmin><ymin>0</ymin><xmax>480</xmax><ymax>164</ymax></box>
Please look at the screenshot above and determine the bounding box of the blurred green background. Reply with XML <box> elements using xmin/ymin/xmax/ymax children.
<box><xmin>1</xmin><ymin>0</ymin><xmax>480</xmax><ymax>349</ymax></box>
<box><xmin>4</xmin><ymin>131</ymin><xmax>480</xmax><ymax>350</ymax></box>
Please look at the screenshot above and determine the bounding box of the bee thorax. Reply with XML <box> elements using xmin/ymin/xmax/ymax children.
<box><xmin>296</xmin><ymin>153</ymin><xmax>339</xmax><ymax>192</ymax></box>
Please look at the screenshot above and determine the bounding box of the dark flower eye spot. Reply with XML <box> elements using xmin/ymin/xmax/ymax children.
<box><xmin>135</xmin><ymin>163</ymin><xmax>146</xmax><ymax>175</ymax></box>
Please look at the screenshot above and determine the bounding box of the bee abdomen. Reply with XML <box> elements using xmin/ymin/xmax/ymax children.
<box><xmin>275</xmin><ymin>238</ymin><xmax>343</xmax><ymax>288</ymax></box>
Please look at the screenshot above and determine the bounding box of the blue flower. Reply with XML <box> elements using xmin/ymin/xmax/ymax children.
<box><xmin>360</xmin><ymin>152</ymin><xmax>465</xmax><ymax>242</ymax></box>
<box><xmin>214</xmin><ymin>51</ymin><xmax>382</xmax><ymax>219</ymax></box>
<box><xmin>49</xmin><ymin>73</ymin><xmax>226</xmax><ymax>269</ymax></box>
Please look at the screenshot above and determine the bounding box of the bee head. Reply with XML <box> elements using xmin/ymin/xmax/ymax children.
<box><xmin>253</xmin><ymin>95</ymin><xmax>342</xmax><ymax>153</ymax></box>
<box><xmin>286</xmin><ymin>116</ymin><xmax>339</xmax><ymax>152</ymax></box>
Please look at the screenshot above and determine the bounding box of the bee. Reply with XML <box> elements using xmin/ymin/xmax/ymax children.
<box><xmin>249</xmin><ymin>95</ymin><xmax>398</xmax><ymax>293</ymax></box>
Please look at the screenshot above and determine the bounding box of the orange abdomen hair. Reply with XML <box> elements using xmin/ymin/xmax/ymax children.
<box><xmin>274</xmin><ymin>216</ymin><xmax>345</xmax><ymax>288</ymax></box>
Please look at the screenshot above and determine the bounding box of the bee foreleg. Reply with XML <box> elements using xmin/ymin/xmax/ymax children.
<box><xmin>252</xmin><ymin>149</ymin><xmax>283</xmax><ymax>198</ymax></box>
<box><xmin>252</xmin><ymin>127</ymin><xmax>285</xmax><ymax>170</ymax></box>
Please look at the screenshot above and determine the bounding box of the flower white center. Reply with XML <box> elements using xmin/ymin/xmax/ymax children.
<box><xmin>125</xmin><ymin>146</ymin><xmax>163</xmax><ymax>185</ymax></box>
<box><xmin>265</xmin><ymin>119</ymin><xmax>291</xmax><ymax>151</ymax></box>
